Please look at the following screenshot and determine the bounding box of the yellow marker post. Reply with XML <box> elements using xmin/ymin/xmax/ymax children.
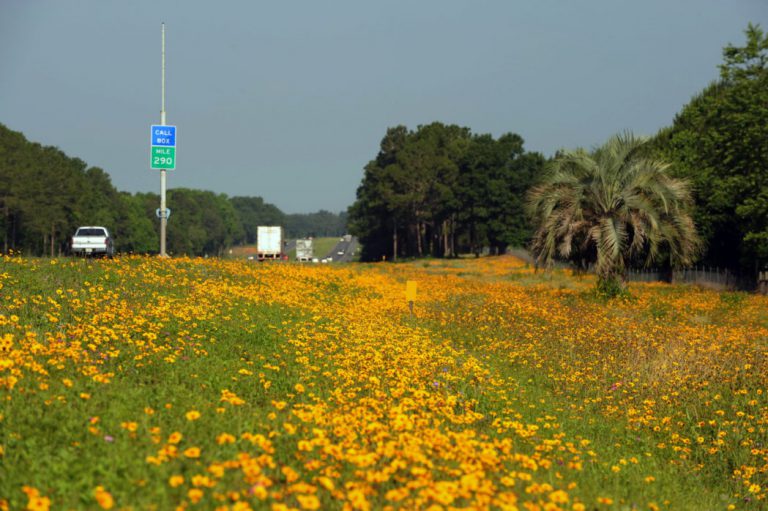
<box><xmin>406</xmin><ymin>280</ymin><xmax>417</xmax><ymax>317</ymax></box>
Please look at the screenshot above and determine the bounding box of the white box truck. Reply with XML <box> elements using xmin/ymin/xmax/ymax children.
<box><xmin>296</xmin><ymin>239</ymin><xmax>314</xmax><ymax>262</ymax></box>
<box><xmin>257</xmin><ymin>226</ymin><xmax>283</xmax><ymax>261</ymax></box>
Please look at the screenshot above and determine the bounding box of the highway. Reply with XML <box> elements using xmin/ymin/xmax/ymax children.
<box><xmin>322</xmin><ymin>236</ymin><xmax>358</xmax><ymax>263</ymax></box>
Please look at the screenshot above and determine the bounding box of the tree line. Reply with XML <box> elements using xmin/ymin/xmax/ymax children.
<box><xmin>0</xmin><ymin>125</ymin><xmax>346</xmax><ymax>257</ymax></box>
<box><xmin>348</xmin><ymin>123</ymin><xmax>544</xmax><ymax>261</ymax></box>
<box><xmin>3</xmin><ymin>23</ymin><xmax>765</xmax><ymax>280</ymax></box>
<box><xmin>651</xmin><ymin>23</ymin><xmax>768</xmax><ymax>275</ymax></box>
<box><xmin>349</xmin><ymin>24</ymin><xmax>768</xmax><ymax>282</ymax></box>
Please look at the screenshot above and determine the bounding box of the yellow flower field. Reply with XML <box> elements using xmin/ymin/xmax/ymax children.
<box><xmin>0</xmin><ymin>254</ymin><xmax>766</xmax><ymax>510</ymax></box>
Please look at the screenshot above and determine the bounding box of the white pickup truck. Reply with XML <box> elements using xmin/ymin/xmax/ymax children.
<box><xmin>71</xmin><ymin>226</ymin><xmax>114</xmax><ymax>257</ymax></box>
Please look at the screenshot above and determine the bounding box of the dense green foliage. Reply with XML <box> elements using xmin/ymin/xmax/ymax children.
<box><xmin>0</xmin><ymin>124</ymin><xmax>346</xmax><ymax>256</ymax></box>
<box><xmin>652</xmin><ymin>24</ymin><xmax>768</xmax><ymax>275</ymax></box>
<box><xmin>527</xmin><ymin>133</ymin><xmax>700</xmax><ymax>295</ymax></box>
<box><xmin>0</xmin><ymin>126</ymin><xmax>159</xmax><ymax>257</ymax></box>
<box><xmin>285</xmin><ymin>210</ymin><xmax>348</xmax><ymax>239</ymax></box>
<box><xmin>229</xmin><ymin>196</ymin><xmax>286</xmax><ymax>245</ymax></box>
<box><xmin>348</xmin><ymin>122</ymin><xmax>544</xmax><ymax>261</ymax></box>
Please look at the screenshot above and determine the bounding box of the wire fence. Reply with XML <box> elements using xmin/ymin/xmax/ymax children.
<box><xmin>504</xmin><ymin>248</ymin><xmax>767</xmax><ymax>294</ymax></box>
<box><xmin>626</xmin><ymin>266</ymin><xmax>760</xmax><ymax>292</ymax></box>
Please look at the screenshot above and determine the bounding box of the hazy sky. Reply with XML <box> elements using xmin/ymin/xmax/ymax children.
<box><xmin>1</xmin><ymin>1</ymin><xmax>765</xmax><ymax>213</ymax></box>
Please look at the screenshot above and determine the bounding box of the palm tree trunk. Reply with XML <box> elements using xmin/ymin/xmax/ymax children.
<box><xmin>597</xmin><ymin>268</ymin><xmax>626</xmax><ymax>296</ymax></box>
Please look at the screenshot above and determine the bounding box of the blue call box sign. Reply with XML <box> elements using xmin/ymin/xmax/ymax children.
<box><xmin>151</xmin><ymin>125</ymin><xmax>176</xmax><ymax>146</ymax></box>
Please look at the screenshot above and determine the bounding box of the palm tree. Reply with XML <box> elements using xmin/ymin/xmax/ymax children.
<box><xmin>526</xmin><ymin>132</ymin><xmax>700</xmax><ymax>294</ymax></box>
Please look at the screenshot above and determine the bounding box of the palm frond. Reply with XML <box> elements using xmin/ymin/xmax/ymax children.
<box><xmin>526</xmin><ymin>131</ymin><xmax>700</xmax><ymax>283</ymax></box>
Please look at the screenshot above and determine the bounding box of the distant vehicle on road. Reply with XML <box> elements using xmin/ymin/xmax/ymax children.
<box><xmin>256</xmin><ymin>226</ymin><xmax>283</xmax><ymax>261</ymax></box>
<box><xmin>296</xmin><ymin>239</ymin><xmax>314</xmax><ymax>262</ymax></box>
<box><xmin>71</xmin><ymin>226</ymin><xmax>114</xmax><ymax>257</ymax></box>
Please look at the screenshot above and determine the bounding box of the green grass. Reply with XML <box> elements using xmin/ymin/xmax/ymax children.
<box><xmin>311</xmin><ymin>237</ymin><xmax>342</xmax><ymax>260</ymax></box>
<box><xmin>0</xmin><ymin>258</ymin><xmax>310</xmax><ymax>509</ymax></box>
<box><xmin>2</xmin><ymin>255</ymin><xmax>765</xmax><ymax>510</ymax></box>
<box><xmin>2</xmin><ymin>312</ymin><xmax>293</xmax><ymax>507</ymax></box>
<box><xmin>415</xmin><ymin>312</ymin><xmax>732</xmax><ymax>510</ymax></box>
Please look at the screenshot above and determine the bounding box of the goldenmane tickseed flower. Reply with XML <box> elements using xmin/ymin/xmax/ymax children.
<box><xmin>120</xmin><ymin>421</ymin><xmax>138</xmax><ymax>432</ymax></box>
<box><xmin>548</xmin><ymin>490</ymin><xmax>569</xmax><ymax>504</ymax></box>
<box><xmin>93</xmin><ymin>486</ymin><xmax>114</xmax><ymax>510</ymax></box>
<box><xmin>22</xmin><ymin>487</ymin><xmax>50</xmax><ymax>511</ymax></box>
<box><xmin>25</xmin><ymin>496</ymin><xmax>50</xmax><ymax>511</ymax></box>
<box><xmin>184</xmin><ymin>446</ymin><xmax>201</xmax><ymax>458</ymax></box>
<box><xmin>385</xmin><ymin>488</ymin><xmax>408</xmax><ymax>502</ymax></box>
<box><xmin>296</xmin><ymin>495</ymin><xmax>320</xmax><ymax>510</ymax></box>
<box><xmin>208</xmin><ymin>463</ymin><xmax>225</xmax><ymax>478</ymax></box>
<box><xmin>0</xmin><ymin>343</ymin><xmax>14</xmax><ymax>364</ymax></box>
<box><xmin>281</xmin><ymin>466</ymin><xmax>299</xmax><ymax>483</ymax></box>
<box><xmin>220</xmin><ymin>389</ymin><xmax>245</xmax><ymax>406</ymax></box>
<box><xmin>216</xmin><ymin>433</ymin><xmax>236</xmax><ymax>445</ymax></box>
<box><xmin>188</xmin><ymin>488</ymin><xmax>203</xmax><ymax>504</ymax></box>
<box><xmin>250</xmin><ymin>485</ymin><xmax>268</xmax><ymax>500</ymax></box>
<box><xmin>347</xmin><ymin>489</ymin><xmax>368</xmax><ymax>511</ymax></box>
<box><xmin>316</xmin><ymin>477</ymin><xmax>334</xmax><ymax>491</ymax></box>
<box><xmin>3</xmin><ymin>251</ymin><xmax>768</xmax><ymax>509</ymax></box>
<box><xmin>191</xmin><ymin>475</ymin><xmax>214</xmax><ymax>488</ymax></box>
<box><xmin>185</xmin><ymin>410</ymin><xmax>201</xmax><ymax>421</ymax></box>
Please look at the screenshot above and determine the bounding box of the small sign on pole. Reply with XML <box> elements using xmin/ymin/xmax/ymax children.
<box><xmin>151</xmin><ymin>146</ymin><xmax>176</xmax><ymax>169</ymax></box>
<box><xmin>155</xmin><ymin>208</ymin><xmax>171</xmax><ymax>219</ymax></box>
<box><xmin>150</xmin><ymin>125</ymin><xmax>177</xmax><ymax>170</ymax></box>
<box><xmin>406</xmin><ymin>280</ymin><xmax>417</xmax><ymax>317</ymax></box>
<box><xmin>151</xmin><ymin>125</ymin><xmax>176</xmax><ymax>146</ymax></box>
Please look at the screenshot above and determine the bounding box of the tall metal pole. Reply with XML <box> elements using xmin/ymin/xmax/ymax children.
<box><xmin>159</xmin><ymin>22</ymin><xmax>167</xmax><ymax>257</ymax></box>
